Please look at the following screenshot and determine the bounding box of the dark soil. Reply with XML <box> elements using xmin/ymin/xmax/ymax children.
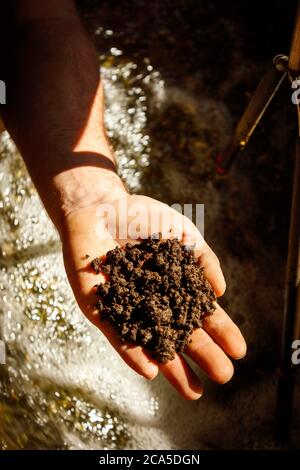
<box><xmin>92</xmin><ymin>237</ymin><xmax>216</xmax><ymax>362</ymax></box>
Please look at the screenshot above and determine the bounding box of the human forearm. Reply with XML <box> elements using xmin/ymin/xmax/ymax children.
<box><xmin>1</xmin><ymin>0</ymin><xmax>125</xmax><ymax>232</ymax></box>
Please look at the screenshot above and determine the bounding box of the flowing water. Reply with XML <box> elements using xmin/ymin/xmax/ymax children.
<box><xmin>0</xmin><ymin>3</ymin><xmax>300</xmax><ymax>449</ymax></box>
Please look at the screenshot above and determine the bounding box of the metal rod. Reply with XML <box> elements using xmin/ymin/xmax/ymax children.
<box><xmin>275</xmin><ymin>0</ymin><xmax>300</xmax><ymax>444</ymax></box>
<box><xmin>215</xmin><ymin>57</ymin><xmax>287</xmax><ymax>174</ymax></box>
<box><xmin>288</xmin><ymin>0</ymin><xmax>300</xmax><ymax>76</ymax></box>
<box><xmin>276</xmin><ymin>104</ymin><xmax>300</xmax><ymax>444</ymax></box>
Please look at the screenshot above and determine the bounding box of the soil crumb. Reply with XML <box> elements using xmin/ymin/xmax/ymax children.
<box><xmin>92</xmin><ymin>237</ymin><xmax>216</xmax><ymax>363</ymax></box>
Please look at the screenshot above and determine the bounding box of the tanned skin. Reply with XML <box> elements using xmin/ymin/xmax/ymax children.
<box><xmin>0</xmin><ymin>0</ymin><xmax>246</xmax><ymax>399</ymax></box>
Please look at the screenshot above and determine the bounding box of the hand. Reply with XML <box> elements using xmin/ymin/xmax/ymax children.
<box><xmin>0</xmin><ymin>0</ymin><xmax>245</xmax><ymax>399</ymax></box>
<box><xmin>61</xmin><ymin>183</ymin><xmax>247</xmax><ymax>400</ymax></box>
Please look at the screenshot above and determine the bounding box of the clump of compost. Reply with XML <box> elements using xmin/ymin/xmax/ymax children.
<box><xmin>92</xmin><ymin>237</ymin><xmax>216</xmax><ymax>363</ymax></box>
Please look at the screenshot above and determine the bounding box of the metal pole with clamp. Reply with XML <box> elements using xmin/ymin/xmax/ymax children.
<box><xmin>215</xmin><ymin>0</ymin><xmax>300</xmax><ymax>445</ymax></box>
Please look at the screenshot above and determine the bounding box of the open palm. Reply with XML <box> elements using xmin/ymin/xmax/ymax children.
<box><xmin>61</xmin><ymin>193</ymin><xmax>246</xmax><ymax>399</ymax></box>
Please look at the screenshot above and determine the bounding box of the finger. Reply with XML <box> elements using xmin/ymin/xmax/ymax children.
<box><xmin>70</xmin><ymin>285</ymin><xmax>159</xmax><ymax>380</ymax></box>
<box><xmin>197</xmin><ymin>244</ymin><xmax>226</xmax><ymax>297</ymax></box>
<box><xmin>159</xmin><ymin>354</ymin><xmax>203</xmax><ymax>400</ymax></box>
<box><xmin>202</xmin><ymin>304</ymin><xmax>247</xmax><ymax>359</ymax></box>
<box><xmin>182</xmin><ymin>215</ymin><xmax>205</xmax><ymax>251</ymax></box>
<box><xmin>68</xmin><ymin>275</ymin><xmax>159</xmax><ymax>381</ymax></box>
<box><xmin>63</xmin><ymin>222</ymin><xmax>158</xmax><ymax>380</ymax></box>
<box><xmin>63</xmin><ymin>228</ymin><xmax>117</xmax><ymax>296</ymax></box>
<box><xmin>186</xmin><ymin>328</ymin><xmax>234</xmax><ymax>384</ymax></box>
<box><xmin>89</xmin><ymin>312</ymin><xmax>158</xmax><ymax>380</ymax></box>
<box><xmin>180</xmin><ymin>218</ymin><xmax>225</xmax><ymax>296</ymax></box>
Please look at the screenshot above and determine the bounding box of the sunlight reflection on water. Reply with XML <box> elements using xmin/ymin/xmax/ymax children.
<box><xmin>0</xmin><ymin>27</ymin><xmax>234</xmax><ymax>450</ymax></box>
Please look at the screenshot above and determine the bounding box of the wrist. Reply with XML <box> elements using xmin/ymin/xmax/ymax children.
<box><xmin>54</xmin><ymin>164</ymin><xmax>127</xmax><ymax>227</ymax></box>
